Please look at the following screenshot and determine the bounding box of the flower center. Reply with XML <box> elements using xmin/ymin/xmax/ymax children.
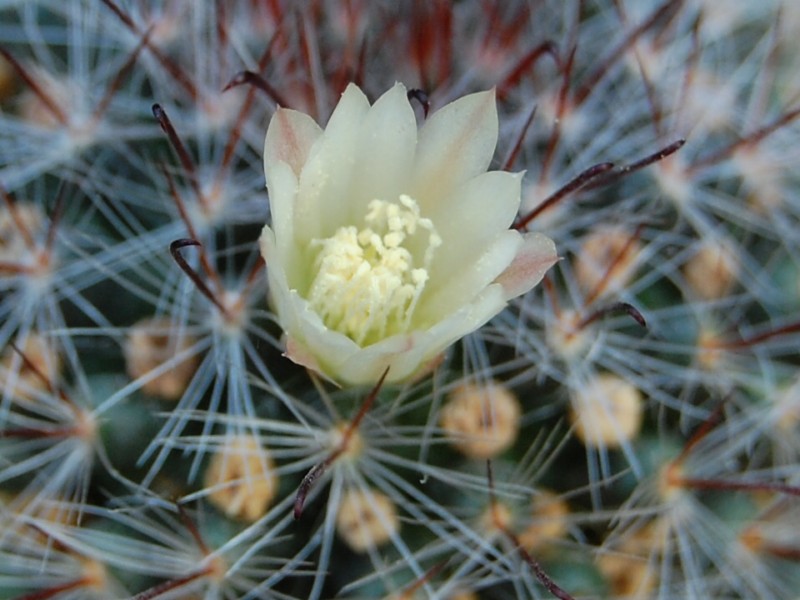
<box><xmin>307</xmin><ymin>194</ymin><xmax>441</xmax><ymax>346</ymax></box>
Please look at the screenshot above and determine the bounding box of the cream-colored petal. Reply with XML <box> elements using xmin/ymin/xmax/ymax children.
<box><xmin>346</xmin><ymin>82</ymin><xmax>417</xmax><ymax>223</ymax></box>
<box><xmin>419</xmin><ymin>282</ymin><xmax>507</xmax><ymax>356</ymax></box>
<box><xmin>264</xmin><ymin>253</ymin><xmax>365</xmax><ymax>379</ymax></box>
<box><xmin>417</xmin><ymin>229</ymin><xmax>522</xmax><ymax>324</ymax></box>
<box><xmin>265</xmin><ymin>268</ymin><xmax>363</xmax><ymax>380</ymax></box>
<box><xmin>263</xmin><ymin>229</ymin><xmax>326</xmax><ymax>359</ymax></box>
<box><xmin>283</xmin><ymin>290</ymin><xmax>363</xmax><ymax>371</ymax></box>
<box><xmin>334</xmin><ymin>283</ymin><xmax>508</xmax><ymax>385</ymax></box>
<box><xmin>295</xmin><ymin>84</ymin><xmax>370</xmax><ymax>243</ymax></box>
<box><xmin>262</xmin><ymin>162</ymin><xmax>309</xmax><ymax>288</ymax></box>
<box><xmin>332</xmin><ymin>332</ymin><xmax>419</xmax><ymax>385</ymax></box>
<box><xmin>263</xmin><ymin>109</ymin><xmax>320</xmax><ymax>290</ymax></box>
<box><xmin>276</xmin><ymin>282</ymin><xmax>506</xmax><ymax>386</ymax></box>
<box><xmin>259</xmin><ymin>225</ymin><xmax>294</xmax><ymax>322</ymax></box>
<box><xmin>421</xmin><ymin>170</ymin><xmax>522</xmax><ymax>267</ymax></box>
<box><xmin>284</xmin><ymin>335</ymin><xmax>325</xmax><ymax>376</ymax></box>
<box><xmin>494</xmin><ymin>232</ymin><xmax>559</xmax><ymax>299</ymax></box>
<box><xmin>266</xmin><ymin>254</ymin><xmax>512</xmax><ymax>386</ymax></box>
<box><xmin>264</xmin><ymin>107</ymin><xmax>322</xmax><ymax>184</ymax></box>
<box><xmin>265</xmin><ymin>224</ymin><xmax>416</xmax><ymax>385</ymax></box>
<box><xmin>410</xmin><ymin>89</ymin><xmax>498</xmax><ymax>211</ymax></box>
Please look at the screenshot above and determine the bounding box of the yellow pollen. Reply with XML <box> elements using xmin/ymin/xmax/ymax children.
<box><xmin>307</xmin><ymin>195</ymin><xmax>440</xmax><ymax>345</ymax></box>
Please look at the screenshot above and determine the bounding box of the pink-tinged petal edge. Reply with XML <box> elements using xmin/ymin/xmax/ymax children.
<box><xmin>264</xmin><ymin>108</ymin><xmax>322</xmax><ymax>181</ymax></box>
<box><xmin>284</xmin><ymin>336</ymin><xmax>341</xmax><ymax>387</ymax></box>
<box><xmin>494</xmin><ymin>232</ymin><xmax>559</xmax><ymax>299</ymax></box>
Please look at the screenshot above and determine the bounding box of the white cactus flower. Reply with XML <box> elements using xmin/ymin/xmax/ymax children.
<box><xmin>259</xmin><ymin>82</ymin><xmax>557</xmax><ymax>386</ymax></box>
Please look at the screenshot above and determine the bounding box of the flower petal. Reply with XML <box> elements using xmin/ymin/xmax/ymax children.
<box><xmin>259</xmin><ymin>225</ymin><xmax>291</xmax><ymax>313</ymax></box>
<box><xmin>416</xmin><ymin>229</ymin><xmax>523</xmax><ymax>324</ymax></box>
<box><xmin>419</xmin><ymin>282</ymin><xmax>507</xmax><ymax>351</ymax></box>
<box><xmin>283</xmin><ymin>291</ymin><xmax>362</xmax><ymax>373</ymax></box>
<box><xmin>295</xmin><ymin>83</ymin><xmax>370</xmax><ymax>243</ymax></box>
<box><xmin>266</xmin><ymin>270</ymin><xmax>509</xmax><ymax>386</ymax></box>
<box><xmin>263</xmin><ymin>107</ymin><xmax>322</xmax><ymax>184</ymax></box>
<box><xmin>410</xmin><ymin>89</ymin><xmax>498</xmax><ymax>211</ymax></box>
<box><xmin>493</xmin><ymin>232</ymin><xmax>559</xmax><ymax>299</ymax></box>
<box><xmin>262</xmin><ymin>241</ymin><xmax>364</xmax><ymax>378</ymax></box>
<box><xmin>262</xmin><ymin>228</ymin><xmax>363</xmax><ymax>375</ymax></box>
<box><xmin>261</xmin><ymin>162</ymin><xmax>296</xmax><ymax>260</ymax></box>
<box><xmin>334</xmin><ymin>283</ymin><xmax>509</xmax><ymax>385</ymax></box>
<box><xmin>333</xmin><ymin>333</ymin><xmax>419</xmax><ymax>385</ymax></box>
<box><xmin>261</xmin><ymin>165</ymin><xmax>319</xmax><ymax>290</ymax></box>
<box><xmin>347</xmin><ymin>82</ymin><xmax>417</xmax><ymax>223</ymax></box>
<box><xmin>423</xmin><ymin>170</ymin><xmax>522</xmax><ymax>263</ymax></box>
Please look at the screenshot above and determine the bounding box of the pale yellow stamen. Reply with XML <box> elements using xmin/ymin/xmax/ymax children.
<box><xmin>307</xmin><ymin>194</ymin><xmax>441</xmax><ymax>345</ymax></box>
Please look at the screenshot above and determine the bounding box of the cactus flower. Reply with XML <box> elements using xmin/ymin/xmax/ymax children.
<box><xmin>260</xmin><ymin>82</ymin><xmax>557</xmax><ymax>385</ymax></box>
